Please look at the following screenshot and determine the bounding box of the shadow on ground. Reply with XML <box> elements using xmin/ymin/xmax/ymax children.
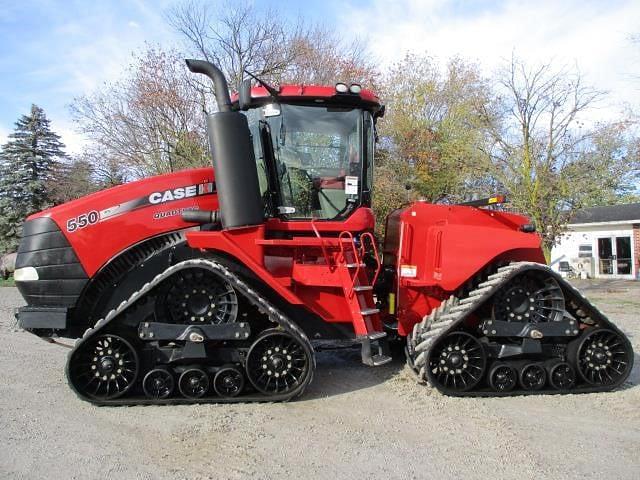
<box><xmin>302</xmin><ymin>346</ymin><xmax>405</xmax><ymax>400</ymax></box>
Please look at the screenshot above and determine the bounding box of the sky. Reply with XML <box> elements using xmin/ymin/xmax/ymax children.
<box><xmin>0</xmin><ymin>0</ymin><xmax>638</xmax><ymax>153</ymax></box>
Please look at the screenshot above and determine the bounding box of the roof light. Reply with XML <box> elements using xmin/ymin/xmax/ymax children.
<box><xmin>14</xmin><ymin>267</ymin><xmax>39</xmax><ymax>282</ymax></box>
<box><xmin>335</xmin><ymin>82</ymin><xmax>349</xmax><ymax>93</ymax></box>
<box><xmin>349</xmin><ymin>84</ymin><xmax>362</xmax><ymax>94</ymax></box>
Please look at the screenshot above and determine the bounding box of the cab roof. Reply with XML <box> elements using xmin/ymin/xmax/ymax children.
<box><xmin>231</xmin><ymin>84</ymin><xmax>383</xmax><ymax>113</ymax></box>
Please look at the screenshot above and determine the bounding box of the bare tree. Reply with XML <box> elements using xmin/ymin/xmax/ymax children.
<box><xmin>49</xmin><ymin>158</ymin><xmax>99</xmax><ymax>203</ymax></box>
<box><xmin>283</xmin><ymin>25</ymin><xmax>378</xmax><ymax>86</ymax></box>
<box><xmin>168</xmin><ymin>0</ymin><xmax>295</xmax><ymax>90</ymax></box>
<box><xmin>71</xmin><ymin>47</ymin><xmax>208</xmax><ymax>178</ymax></box>
<box><xmin>481</xmin><ymin>56</ymin><xmax>637</xmax><ymax>257</ymax></box>
<box><xmin>167</xmin><ymin>0</ymin><xmax>378</xmax><ymax>89</ymax></box>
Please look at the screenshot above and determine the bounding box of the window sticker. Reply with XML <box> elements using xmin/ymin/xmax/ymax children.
<box><xmin>345</xmin><ymin>176</ymin><xmax>359</xmax><ymax>195</ymax></box>
<box><xmin>400</xmin><ymin>265</ymin><xmax>417</xmax><ymax>278</ymax></box>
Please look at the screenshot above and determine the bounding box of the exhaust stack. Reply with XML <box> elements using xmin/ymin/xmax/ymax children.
<box><xmin>186</xmin><ymin>59</ymin><xmax>264</xmax><ymax>229</ymax></box>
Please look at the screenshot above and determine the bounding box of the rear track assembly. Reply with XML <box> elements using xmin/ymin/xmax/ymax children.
<box><xmin>407</xmin><ymin>262</ymin><xmax>634</xmax><ymax>396</ymax></box>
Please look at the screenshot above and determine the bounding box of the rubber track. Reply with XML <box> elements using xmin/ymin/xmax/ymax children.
<box><xmin>66</xmin><ymin>258</ymin><xmax>316</xmax><ymax>405</ymax></box>
<box><xmin>407</xmin><ymin>261</ymin><xmax>634</xmax><ymax>397</ymax></box>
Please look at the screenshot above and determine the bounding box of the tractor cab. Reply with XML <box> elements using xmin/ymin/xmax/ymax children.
<box><xmin>236</xmin><ymin>83</ymin><xmax>383</xmax><ymax>225</ymax></box>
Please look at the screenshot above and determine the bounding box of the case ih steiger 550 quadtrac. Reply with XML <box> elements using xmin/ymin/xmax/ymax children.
<box><xmin>15</xmin><ymin>60</ymin><xmax>633</xmax><ymax>404</ymax></box>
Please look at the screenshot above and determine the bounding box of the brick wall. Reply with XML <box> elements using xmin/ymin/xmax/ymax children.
<box><xmin>634</xmin><ymin>224</ymin><xmax>640</xmax><ymax>279</ymax></box>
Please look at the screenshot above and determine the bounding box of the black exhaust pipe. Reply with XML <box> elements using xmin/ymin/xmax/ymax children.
<box><xmin>186</xmin><ymin>59</ymin><xmax>264</xmax><ymax>229</ymax></box>
<box><xmin>185</xmin><ymin>59</ymin><xmax>232</xmax><ymax>112</ymax></box>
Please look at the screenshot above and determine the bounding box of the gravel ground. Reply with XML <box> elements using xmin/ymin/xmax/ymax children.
<box><xmin>1</xmin><ymin>281</ymin><xmax>639</xmax><ymax>480</ymax></box>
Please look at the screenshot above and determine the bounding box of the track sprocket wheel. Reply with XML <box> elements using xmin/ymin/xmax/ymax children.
<box><xmin>160</xmin><ymin>268</ymin><xmax>238</xmax><ymax>325</ymax></box>
<box><xmin>143</xmin><ymin>368</ymin><xmax>175</xmax><ymax>399</ymax></box>
<box><xmin>548</xmin><ymin>362</ymin><xmax>576</xmax><ymax>390</ymax></box>
<box><xmin>574</xmin><ymin>328</ymin><xmax>633</xmax><ymax>386</ymax></box>
<box><xmin>519</xmin><ymin>363</ymin><xmax>546</xmax><ymax>390</ymax></box>
<box><xmin>488</xmin><ymin>363</ymin><xmax>517</xmax><ymax>392</ymax></box>
<box><xmin>492</xmin><ymin>272</ymin><xmax>565</xmax><ymax>323</ymax></box>
<box><xmin>178</xmin><ymin>368</ymin><xmax>210</xmax><ymax>398</ymax></box>
<box><xmin>245</xmin><ymin>330</ymin><xmax>313</xmax><ymax>396</ymax></box>
<box><xmin>213</xmin><ymin>367</ymin><xmax>245</xmax><ymax>397</ymax></box>
<box><xmin>68</xmin><ymin>334</ymin><xmax>139</xmax><ymax>400</ymax></box>
<box><xmin>427</xmin><ymin>332</ymin><xmax>486</xmax><ymax>393</ymax></box>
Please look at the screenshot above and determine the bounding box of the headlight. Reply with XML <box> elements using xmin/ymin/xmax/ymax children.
<box><xmin>14</xmin><ymin>267</ymin><xmax>39</xmax><ymax>281</ymax></box>
<box><xmin>335</xmin><ymin>82</ymin><xmax>349</xmax><ymax>93</ymax></box>
<box><xmin>349</xmin><ymin>84</ymin><xmax>362</xmax><ymax>94</ymax></box>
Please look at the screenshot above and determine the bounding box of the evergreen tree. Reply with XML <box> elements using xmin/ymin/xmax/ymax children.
<box><xmin>0</xmin><ymin>105</ymin><xmax>66</xmax><ymax>252</ymax></box>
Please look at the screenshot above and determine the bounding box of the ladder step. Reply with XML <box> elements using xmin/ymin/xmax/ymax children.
<box><xmin>367</xmin><ymin>331</ymin><xmax>387</xmax><ymax>341</ymax></box>
<box><xmin>361</xmin><ymin>308</ymin><xmax>380</xmax><ymax>316</ymax></box>
<box><xmin>359</xmin><ymin>332</ymin><xmax>391</xmax><ymax>366</ymax></box>
<box><xmin>353</xmin><ymin>285</ymin><xmax>373</xmax><ymax>292</ymax></box>
<box><xmin>370</xmin><ymin>354</ymin><xmax>393</xmax><ymax>366</ymax></box>
<box><xmin>346</xmin><ymin>263</ymin><xmax>366</xmax><ymax>268</ymax></box>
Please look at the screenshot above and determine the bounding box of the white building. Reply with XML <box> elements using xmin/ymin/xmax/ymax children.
<box><xmin>551</xmin><ymin>203</ymin><xmax>640</xmax><ymax>280</ymax></box>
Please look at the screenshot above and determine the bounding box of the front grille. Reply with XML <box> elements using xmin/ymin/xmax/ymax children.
<box><xmin>16</xmin><ymin>217</ymin><xmax>88</xmax><ymax>307</ymax></box>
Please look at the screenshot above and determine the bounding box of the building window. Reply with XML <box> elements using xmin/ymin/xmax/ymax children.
<box><xmin>578</xmin><ymin>245</ymin><xmax>592</xmax><ymax>258</ymax></box>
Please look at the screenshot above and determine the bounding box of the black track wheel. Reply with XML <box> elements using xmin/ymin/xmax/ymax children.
<box><xmin>68</xmin><ymin>334</ymin><xmax>139</xmax><ymax>400</ymax></box>
<box><xmin>519</xmin><ymin>363</ymin><xmax>546</xmax><ymax>390</ymax></box>
<box><xmin>427</xmin><ymin>332</ymin><xmax>486</xmax><ymax>393</ymax></box>
<box><xmin>488</xmin><ymin>363</ymin><xmax>517</xmax><ymax>392</ymax></box>
<box><xmin>548</xmin><ymin>362</ymin><xmax>576</xmax><ymax>390</ymax></box>
<box><xmin>143</xmin><ymin>368</ymin><xmax>175</xmax><ymax>399</ymax></box>
<box><xmin>160</xmin><ymin>268</ymin><xmax>238</xmax><ymax>325</ymax></box>
<box><xmin>246</xmin><ymin>329</ymin><xmax>313</xmax><ymax>396</ymax></box>
<box><xmin>213</xmin><ymin>367</ymin><xmax>245</xmax><ymax>397</ymax></box>
<box><xmin>178</xmin><ymin>368</ymin><xmax>210</xmax><ymax>399</ymax></box>
<box><xmin>492</xmin><ymin>271</ymin><xmax>565</xmax><ymax>323</ymax></box>
<box><xmin>573</xmin><ymin>328</ymin><xmax>633</xmax><ymax>386</ymax></box>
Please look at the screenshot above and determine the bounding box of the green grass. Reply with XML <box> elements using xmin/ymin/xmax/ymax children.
<box><xmin>0</xmin><ymin>276</ymin><xmax>15</xmax><ymax>287</ymax></box>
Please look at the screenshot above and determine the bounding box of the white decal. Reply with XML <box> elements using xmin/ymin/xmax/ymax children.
<box><xmin>153</xmin><ymin>206</ymin><xmax>197</xmax><ymax>220</ymax></box>
<box><xmin>400</xmin><ymin>265</ymin><xmax>417</xmax><ymax>278</ymax></box>
<box><xmin>149</xmin><ymin>185</ymin><xmax>201</xmax><ymax>205</ymax></box>
<box><xmin>345</xmin><ymin>176</ymin><xmax>359</xmax><ymax>195</ymax></box>
<box><xmin>66</xmin><ymin>210</ymin><xmax>99</xmax><ymax>233</ymax></box>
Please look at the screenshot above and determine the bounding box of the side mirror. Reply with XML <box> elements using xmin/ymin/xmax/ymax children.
<box><xmin>238</xmin><ymin>78</ymin><xmax>252</xmax><ymax>111</ymax></box>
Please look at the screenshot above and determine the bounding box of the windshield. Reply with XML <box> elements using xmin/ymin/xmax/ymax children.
<box><xmin>247</xmin><ymin>104</ymin><xmax>368</xmax><ymax>220</ymax></box>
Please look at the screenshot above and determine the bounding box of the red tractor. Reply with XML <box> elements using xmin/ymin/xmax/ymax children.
<box><xmin>15</xmin><ymin>60</ymin><xmax>632</xmax><ymax>403</ymax></box>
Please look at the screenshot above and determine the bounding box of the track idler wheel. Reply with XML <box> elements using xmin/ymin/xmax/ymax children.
<box><xmin>143</xmin><ymin>368</ymin><xmax>175</xmax><ymax>399</ymax></box>
<box><xmin>161</xmin><ymin>268</ymin><xmax>238</xmax><ymax>325</ymax></box>
<box><xmin>548</xmin><ymin>362</ymin><xmax>576</xmax><ymax>390</ymax></box>
<box><xmin>68</xmin><ymin>334</ymin><xmax>139</xmax><ymax>400</ymax></box>
<box><xmin>488</xmin><ymin>363</ymin><xmax>517</xmax><ymax>392</ymax></box>
<box><xmin>519</xmin><ymin>363</ymin><xmax>546</xmax><ymax>391</ymax></box>
<box><xmin>427</xmin><ymin>332</ymin><xmax>486</xmax><ymax>393</ymax></box>
<box><xmin>573</xmin><ymin>328</ymin><xmax>633</xmax><ymax>386</ymax></box>
<box><xmin>492</xmin><ymin>271</ymin><xmax>564</xmax><ymax>323</ymax></box>
<box><xmin>213</xmin><ymin>367</ymin><xmax>245</xmax><ymax>398</ymax></box>
<box><xmin>246</xmin><ymin>329</ymin><xmax>313</xmax><ymax>396</ymax></box>
<box><xmin>178</xmin><ymin>368</ymin><xmax>210</xmax><ymax>399</ymax></box>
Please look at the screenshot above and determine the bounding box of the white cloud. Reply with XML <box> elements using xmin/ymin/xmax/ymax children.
<box><xmin>340</xmin><ymin>0</ymin><xmax>640</xmax><ymax>121</ymax></box>
<box><xmin>54</xmin><ymin>121</ymin><xmax>87</xmax><ymax>155</ymax></box>
<box><xmin>1</xmin><ymin>1</ymin><xmax>177</xmax><ymax>152</ymax></box>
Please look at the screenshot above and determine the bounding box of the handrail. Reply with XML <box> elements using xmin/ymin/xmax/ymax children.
<box><xmin>338</xmin><ymin>230</ymin><xmax>362</xmax><ymax>295</ymax></box>
<box><xmin>311</xmin><ymin>217</ymin><xmax>333</xmax><ymax>270</ymax></box>
<box><xmin>360</xmin><ymin>232</ymin><xmax>382</xmax><ymax>287</ymax></box>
